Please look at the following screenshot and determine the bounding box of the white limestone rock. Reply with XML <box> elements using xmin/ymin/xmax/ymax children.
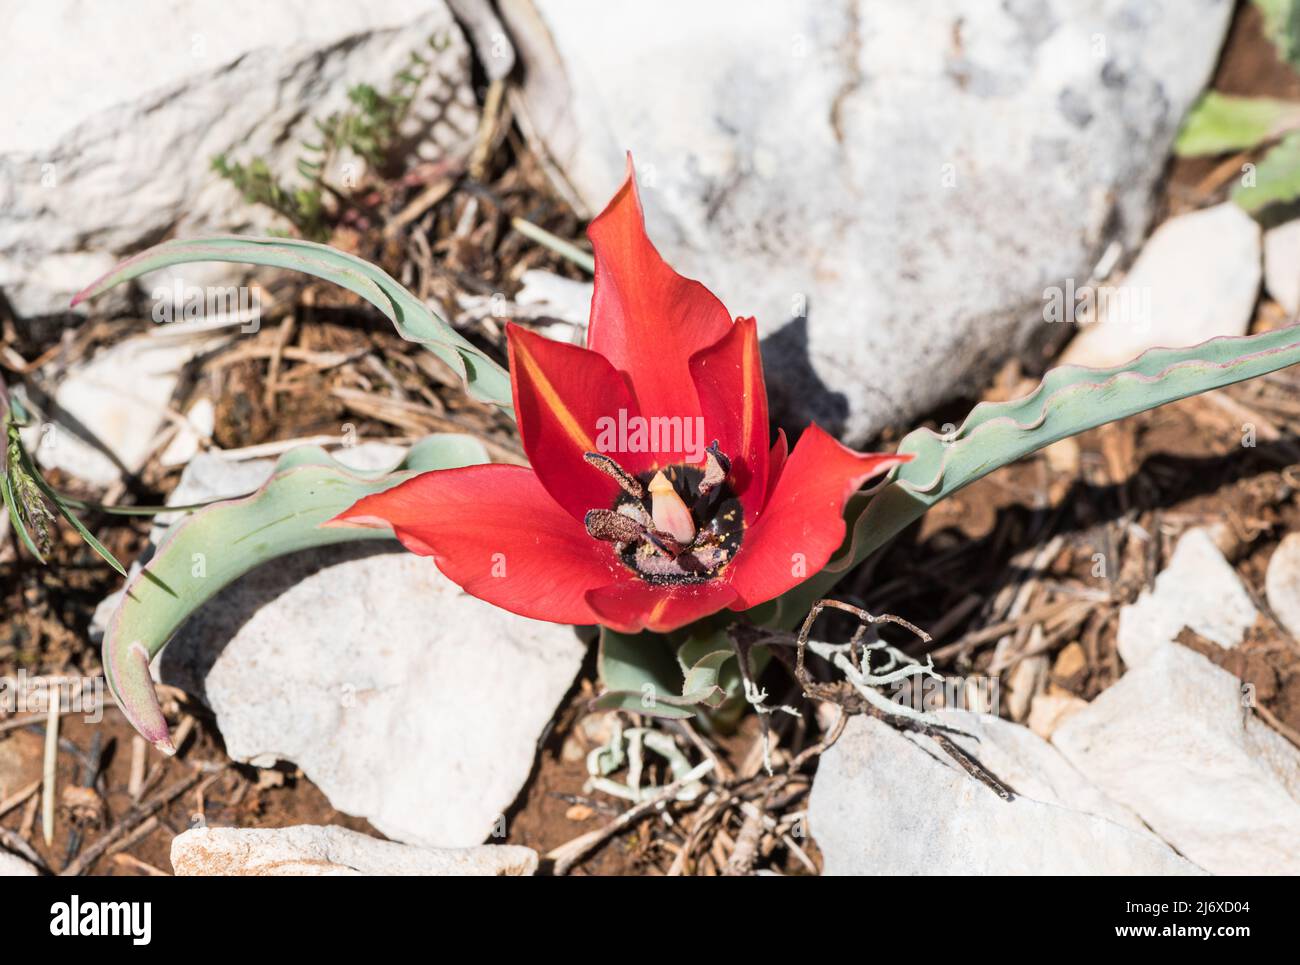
<box><xmin>502</xmin><ymin>0</ymin><xmax>1232</xmax><ymax>443</ymax></box>
<box><xmin>1264</xmin><ymin>218</ymin><xmax>1300</xmax><ymax>318</ymax></box>
<box><xmin>25</xmin><ymin>332</ymin><xmax>225</xmax><ymax>487</ymax></box>
<box><xmin>1053</xmin><ymin>644</ymin><xmax>1300</xmax><ymax>875</ymax></box>
<box><xmin>1116</xmin><ymin>527</ymin><xmax>1258</xmax><ymax>669</ymax></box>
<box><xmin>1</xmin><ymin>0</ymin><xmax>477</xmax><ymax>317</ymax></box>
<box><xmin>809</xmin><ymin>711</ymin><xmax>1201</xmax><ymax>875</ymax></box>
<box><xmin>1265</xmin><ymin>531</ymin><xmax>1300</xmax><ymax>640</ymax></box>
<box><xmin>0</xmin><ymin>851</ymin><xmax>39</xmax><ymax>877</ymax></box>
<box><xmin>1059</xmin><ymin>203</ymin><xmax>1261</xmax><ymax>368</ymax></box>
<box><xmin>171</xmin><ymin>825</ymin><xmax>537</xmax><ymax>875</ymax></box>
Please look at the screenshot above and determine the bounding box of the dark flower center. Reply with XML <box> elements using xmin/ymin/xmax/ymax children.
<box><xmin>583</xmin><ymin>442</ymin><xmax>744</xmax><ymax>585</ymax></box>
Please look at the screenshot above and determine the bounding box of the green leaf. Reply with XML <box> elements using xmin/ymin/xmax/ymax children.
<box><xmin>764</xmin><ymin>323</ymin><xmax>1300</xmax><ymax>628</ymax></box>
<box><xmin>592</xmin><ymin>625</ymin><xmax>742</xmax><ymax>718</ymax></box>
<box><xmin>102</xmin><ymin>434</ymin><xmax>489</xmax><ymax>751</ymax></box>
<box><xmin>1174</xmin><ymin>92</ymin><xmax>1300</xmax><ymax>156</ymax></box>
<box><xmin>71</xmin><ymin>236</ymin><xmax>514</xmax><ymax>412</ymax></box>
<box><xmin>593</xmin><ymin>629</ymin><xmax>697</xmax><ymax>719</ymax></box>
<box><xmin>1255</xmin><ymin>0</ymin><xmax>1300</xmax><ymax>68</ymax></box>
<box><xmin>1233</xmin><ymin>131</ymin><xmax>1300</xmax><ymax>212</ymax></box>
<box><xmin>675</xmin><ymin>630</ymin><xmax>738</xmax><ymax>709</ymax></box>
<box><xmin>1</xmin><ymin>470</ymin><xmax>44</xmax><ymax>563</ymax></box>
<box><xmin>11</xmin><ymin>442</ymin><xmax>126</xmax><ymax>576</ymax></box>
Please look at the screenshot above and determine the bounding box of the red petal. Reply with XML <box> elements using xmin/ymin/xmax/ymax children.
<box><xmin>329</xmin><ymin>464</ymin><xmax>619</xmax><ymax>627</ymax></box>
<box><xmin>724</xmin><ymin>425</ymin><xmax>910</xmax><ymax>609</ymax></box>
<box><xmin>586</xmin><ymin>578</ymin><xmax>738</xmax><ymax>634</ymax></box>
<box><xmin>587</xmin><ymin>156</ymin><xmax>732</xmax><ymax>436</ymax></box>
<box><xmin>689</xmin><ymin>316</ymin><xmax>769</xmax><ymax>517</ymax></box>
<box><xmin>765</xmin><ymin>429</ymin><xmax>788</xmax><ymax>509</ymax></box>
<box><xmin>508</xmin><ymin>323</ymin><xmax>645</xmax><ymax>520</ymax></box>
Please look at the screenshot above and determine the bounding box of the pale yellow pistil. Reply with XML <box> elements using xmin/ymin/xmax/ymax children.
<box><xmin>648</xmin><ymin>470</ymin><xmax>696</xmax><ymax>545</ymax></box>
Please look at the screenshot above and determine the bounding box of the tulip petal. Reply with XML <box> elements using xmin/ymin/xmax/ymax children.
<box><xmin>724</xmin><ymin>425</ymin><xmax>910</xmax><ymax>609</ymax></box>
<box><xmin>689</xmin><ymin>316</ymin><xmax>769</xmax><ymax>516</ymax></box>
<box><xmin>587</xmin><ymin>156</ymin><xmax>732</xmax><ymax>436</ymax></box>
<box><xmin>586</xmin><ymin>578</ymin><xmax>738</xmax><ymax>634</ymax></box>
<box><xmin>329</xmin><ymin>464</ymin><xmax>620</xmax><ymax>627</ymax></box>
<box><xmin>765</xmin><ymin>428</ymin><xmax>789</xmax><ymax>509</ymax></box>
<box><xmin>508</xmin><ymin>323</ymin><xmax>645</xmax><ymax>520</ymax></box>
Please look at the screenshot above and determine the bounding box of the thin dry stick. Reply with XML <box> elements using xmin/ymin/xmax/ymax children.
<box><xmin>60</xmin><ymin>769</ymin><xmax>210</xmax><ymax>877</ymax></box>
<box><xmin>1255</xmin><ymin>703</ymin><xmax>1300</xmax><ymax>752</ymax></box>
<box><xmin>929</xmin><ymin>598</ymin><xmax>1077</xmax><ymax>662</ymax></box>
<box><xmin>112</xmin><ymin>853</ymin><xmax>170</xmax><ymax>877</ymax></box>
<box><xmin>666</xmin><ymin>791</ymin><xmax>733</xmax><ymax>877</ymax></box>
<box><xmin>127</xmin><ymin>736</ymin><xmax>147</xmax><ymax>802</ymax></box>
<box><xmin>547</xmin><ymin>759</ymin><xmax>715</xmax><ymax>875</ymax></box>
<box><xmin>264</xmin><ymin>312</ymin><xmax>298</xmax><ymax>413</ymax></box>
<box><xmin>795</xmin><ymin>600</ymin><xmax>1016</xmax><ymax>802</ymax></box>
<box><xmin>469</xmin><ymin>78</ymin><xmax>507</xmax><ymax>181</ymax></box>
<box><xmin>0</xmin><ymin>827</ymin><xmax>47</xmax><ymax>873</ymax></box>
<box><xmin>19</xmin><ymin>788</ymin><xmax>39</xmax><ymax>838</ymax></box>
<box><xmin>385</xmin><ymin>177</ymin><xmax>456</xmax><ymax>238</ymax></box>
<box><xmin>0</xmin><ymin>713</ymin><xmax>47</xmax><ymax>736</ymax></box>
<box><xmin>41</xmin><ymin>696</ymin><xmax>59</xmax><ymax>846</ymax></box>
<box><xmin>668</xmin><ymin>718</ymin><xmax>733</xmax><ymax>783</ymax></box>
<box><xmin>104</xmin><ymin>816</ymin><xmax>161</xmax><ymax>862</ymax></box>
<box><xmin>723</xmin><ymin>795</ymin><xmax>768</xmax><ymax>876</ymax></box>
<box><xmin>0</xmin><ymin>778</ymin><xmax>40</xmax><ymax>820</ymax></box>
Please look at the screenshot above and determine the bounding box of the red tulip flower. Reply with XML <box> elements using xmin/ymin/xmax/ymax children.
<box><xmin>329</xmin><ymin>159</ymin><xmax>910</xmax><ymax>633</ymax></box>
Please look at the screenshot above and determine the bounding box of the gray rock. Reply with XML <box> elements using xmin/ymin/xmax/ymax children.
<box><xmin>516</xmin><ymin>270</ymin><xmax>593</xmax><ymax>327</ymax></box>
<box><xmin>156</xmin><ymin>536</ymin><xmax>586</xmax><ymax>847</ymax></box>
<box><xmin>1264</xmin><ymin>218</ymin><xmax>1300</xmax><ymax>318</ymax></box>
<box><xmin>809</xmin><ymin>711</ymin><xmax>1201</xmax><ymax>875</ymax></box>
<box><xmin>1027</xmin><ymin>692</ymin><xmax>1087</xmax><ymax>740</ymax></box>
<box><xmin>1053</xmin><ymin>643</ymin><xmax>1300</xmax><ymax>875</ymax></box>
<box><xmin>1059</xmin><ymin>203</ymin><xmax>1260</xmax><ymax>368</ymax></box>
<box><xmin>26</xmin><ymin>333</ymin><xmax>225</xmax><ymax>487</ymax></box>
<box><xmin>171</xmin><ymin>825</ymin><xmax>537</xmax><ymax>875</ymax></box>
<box><xmin>0</xmin><ymin>851</ymin><xmax>39</xmax><ymax>877</ymax></box>
<box><xmin>502</xmin><ymin>0</ymin><xmax>1232</xmax><ymax>443</ymax></box>
<box><xmin>1</xmin><ymin>0</ymin><xmax>477</xmax><ymax>317</ymax></box>
<box><xmin>1116</xmin><ymin>528</ymin><xmax>1257</xmax><ymax>669</ymax></box>
<box><xmin>1265</xmin><ymin>532</ymin><xmax>1300</xmax><ymax>640</ymax></box>
<box><xmin>91</xmin><ymin>446</ymin><xmax>587</xmax><ymax>849</ymax></box>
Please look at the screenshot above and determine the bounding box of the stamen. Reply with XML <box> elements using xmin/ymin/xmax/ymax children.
<box><xmin>648</xmin><ymin>470</ymin><xmax>697</xmax><ymax>545</ymax></box>
<box><xmin>645</xmin><ymin>529</ymin><xmax>689</xmax><ymax>558</ymax></box>
<box><xmin>698</xmin><ymin>441</ymin><xmax>730</xmax><ymax>497</ymax></box>
<box><xmin>584</xmin><ymin>452</ymin><xmax>645</xmax><ymax>499</ymax></box>
<box><xmin>585</xmin><ymin>509</ymin><xmax>645</xmax><ymax>543</ymax></box>
<box><xmin>586</xmin><ymin>446</ymin><xmax>743</xmax><ymax>586</ymax></box>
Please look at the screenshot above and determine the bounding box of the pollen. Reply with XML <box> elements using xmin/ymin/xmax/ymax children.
<box><xmin>582</xmin><ymin>446</ymin><xmax>743</xmax><ymax>585</ymax></box>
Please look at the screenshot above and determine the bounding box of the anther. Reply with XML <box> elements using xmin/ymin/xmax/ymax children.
<box><xmin>584</xmin><ymin>452</ymin><xmax>645</xmax><ymax>499</ymax></box>
<box><xmin>699</xmin><ymin>440</ymin><xmax>730</xmax><ymax>497</ymax></box>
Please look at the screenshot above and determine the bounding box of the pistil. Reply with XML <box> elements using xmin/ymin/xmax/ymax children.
<box><xmin>648</xmin><ymin>470</ymin><xmax>697</xmax><ymax>544</ymax></box>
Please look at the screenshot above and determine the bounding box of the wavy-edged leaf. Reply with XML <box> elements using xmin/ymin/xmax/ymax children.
<box><xmin>594</xmin><ymin>629</ymin><xmax>696</xmax><ymax>719</ymax></box>
<box><xmin>71</xmin><ymin>236</ymin><xmax>513</xmax><ymax>412</ymax></box>
<box><xmin>593</xmin><ymin>627</ymin><xmax>738</xmax><ymax>719</ymax></box>
<box><xmin>765</xmin><ymin>324</ymin><xmax>1300</xmax><ymax>628</ymax></box>
<box><xmin>104</xmin><ymin>434</ymin><xmax>489</xmax><ymax>751</ymax></box>
<box><xmin>674</xmin><ymin>629</ymin><xmax>740</xmax><ymax>710</ymax></box>
<box><xmin>1175</xmin><ymin>92</ymin><xmax>1300</xmax><ymax>156</ymax></box>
